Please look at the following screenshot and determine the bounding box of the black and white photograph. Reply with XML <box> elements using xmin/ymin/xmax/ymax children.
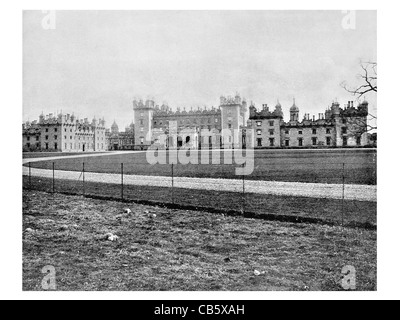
<box><xmin>2</xmin><ymin>1</ymin><xmax>400</xmax><ymax>302</ymax></box>
<box><xmin>20</xmin><ymin>9</ymin><xmax>379</xmax><ymax>293</ymax></box>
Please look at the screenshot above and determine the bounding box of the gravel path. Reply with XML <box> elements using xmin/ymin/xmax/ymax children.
<box><xmin>22</xmin><ymin>166</ymin><xmax>376</xmax><ymax>202</ymax></box>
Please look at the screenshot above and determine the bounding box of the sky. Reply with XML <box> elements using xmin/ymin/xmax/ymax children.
<box><xmin>23</xmin><ymin>10</ymin><xmax>377</xmax><ymax>129</ymax></box>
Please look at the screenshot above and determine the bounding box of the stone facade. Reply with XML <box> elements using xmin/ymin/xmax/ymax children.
<box><xmin>23</xmin><ymin>96</ymin><xmax>371</xmax><ymax>152</ymax></box>
<box><xmin>23</xmin><ymin>113</ymin><xmax>107</xmax><ymax>152</ymax></box>
<box><xmin>107</xmin><ymin>121</ymin><xmax>135</xmax><ymax>150</ymax></box>
<box><xmin>248</xmin><ymin>100</ymin><xmax>370</xmax><ymax>148</ymax></box>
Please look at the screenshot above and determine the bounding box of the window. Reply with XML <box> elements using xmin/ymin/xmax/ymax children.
<box><xmin>65</xmin><ymin>143</ymin><xmax>67</xmax><ymax>149</ymax></box>
<box><xmin>257</xmin><ymin>129</ymin><xmax>262</xmax><ymax>135</ymax></box>
<box><xmin>45</xmin><ymin>143</ymin><xmax>49</xmax><ymax>150</ymax></box>
<box><xmin>45</xmin><ymin>128</ymin><xmax>49</xmax><ymax>132</ymax></box>
<box><xmin>215</xmin><ymin>118</ymin><xmax>218</xmax><ymax>123</ymax></box>
<box><xmin>326</xmin><ymin>128</ymin><xmax>331</xmax><ymax>134</ymax></box>
<box><xmin>64</xmin><ymin>136</ymin><xmax>67</xmax><ymax>139</ymax></box>
<box><xmin>65</xmin><ymin>129</ymin><xmax>67</xmax><ymax>132</ymax></box>
<box><xmin>228</xmin><ymin>124</ymin><xmax>232</xmax><ymax>129</ymax></box>
<box><xmin>54</xmin><ymin>143</ymin><xmax>58</xmax><ymax>150</ymax></box>
<box><xmin>54</xmin><ymin>128</ymin><xmax>58</xmax><ymax>132</ymax></box>
<box><xmin>54</xmin><ymin>135</ymin><xmax>57</xmax><ymax>140</ymax></box>
<box><xmin>343</xmin><ymin>137</ymin><xmax>348</xmax><ymax>146</ymax></box>
<box><xmin>312</xmin><ymin>129</ymin><xmax>317</xmax><ymax>135</ymax></box>
<box><xmin>140</xmin><ymin>127</ymin><xmax>144</xmax><ymax>132</ymax></box>
<box><xmin>256</xmin><ymin>121</ymin><xmax>262</xmax><ymax>127</ymax></box>
<box><xmin>257</xmin><ymin>138</ymin><xmax>262</xmax><ymax>147</ymax></box>
<box><xmin>326</xmin><ymin>137</ymin><xmax>332</xmax><ymax>146</ymax></box>
<box><xmin>342</xmin><ymin>127</ymin><xmax>347</xmax><ymax>135</ymax></box>
<box><xmin>70</xmin><ymin>143</ymin><xmax>73</xmax><ymax>149</ymax></box>
<box><xmin>299</xmin><ymin>138</ymin><xmax>303</xmax><ymax>147</ymax></box>
<box><xmin>285</xmin><ymin>139</ymin><xmax>290</xmax><ymax>147</ymax></box>
<box><xmin>27</xmin><ymin>143</ymin><xmax>30</xmax><ymax>148</ymax></box>
<box><xmin>312</xmin><ymin>137</ymin><xmax>318</xmax><ymax>146</ymax></box>
<box><xmin>356</xmin><ymin>136</ymin><xmax>362</xmax><ymax>146</ymax></box>
<box><xmin>140</xmin><ymin>120</ymin><xmax>144</xmax><ymax>126</ymax></box>
<box><xmin>269</xmin><ymin>138</ymin><xmax>275</xmax><ymax>147</ymax></box>
<box><xmin>70</xmin><ymin>136</ymin><xmax>72</xmax><ymax>140</ymax></box>
<box><xmin>299</xmin><ymin>131</ymin><xmax>303</xmax><ymax>135</ymax></box>
<box><xmin>285</xmin><ymin>130</ymin><xmax>289</xmax><ymax>135</ymax></box>
<box><xmin>140</xmin><ymin>113</ymin><xmax>144</xmax><ymax>118</ymax></box>
<box><xmin>36</xmin><ymin>136</ymin><xmax>39</xmax><ymax>141</ymax></box>
<box><xmin>269</xmin><ymin>121</ymin><xmax>274</xmax><ymax>127</ymax></box>
<box><xmin>45</xmin><ymin>135</ymin><xmax>49</xmax><ymax>140</ymax></box>
<box><xmin>140</xmin><ymin>137</ymin><xmax>144</xmax><ymax>145</ymax></box>
<box><xmin>27</xmin><ymin>137</ymin><xmax>30</xmax><ymax>141</ymax></box>
<box><xmin>269</xmin><ymin>130</ymin><xmax>275</xmax><ymax>136</ymax></box>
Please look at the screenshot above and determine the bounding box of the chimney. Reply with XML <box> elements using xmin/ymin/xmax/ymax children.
<box><xmin>313</xmin><ymin>115</ymin><xmax>315</xmax><ymax>122</ymax></box>
<box><xmin>351</xmin><ymin>101</ymin><xmax>354</xmax><ymax>108</ymax></box>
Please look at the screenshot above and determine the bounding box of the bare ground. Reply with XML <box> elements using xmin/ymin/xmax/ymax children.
<box><xmin>23</xmin><ymin>190</ymin><xmax>377</xmax><ymax>291</ymax></box>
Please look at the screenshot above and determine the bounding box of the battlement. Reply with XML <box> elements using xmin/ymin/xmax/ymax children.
<box><xmin>153</xmin><ymin>105</ymin><xmax>220</xmax><ymax>117</ymax></box>
<box><xmin>220</xmin><ymin>93</ymin><xmax>245</xmax><ymax>106</ymax></box>
<box><xmin>133</xmin><ymin>99</ymin><xmax>155</xmax><ymax>110</ymax></box>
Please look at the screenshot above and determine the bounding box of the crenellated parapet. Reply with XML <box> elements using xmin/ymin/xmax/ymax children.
<box><xmin>133</xmin><ymin>99</ymin><xmax>155</xmax><ymax>110</ymax></box>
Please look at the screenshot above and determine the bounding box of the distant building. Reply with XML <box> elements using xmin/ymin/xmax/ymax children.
<box><xmin>23</xmin><ymin>113</ymin><xmax>107</xmax><ymax>152</ymax></box>
<box><xmin>107</xmin><ymin>120</ymin><xmax>135</xmax><ymax>150</ymax></box>
<box><xmin>248</xmin><ymin>99</ymin><xmax>370</xmax><ymax>148</ymax></box>
<box><xmin>23</xmin><ymin>96</ymin><xmax>370</xmax><ymax>152</ymax></box>
<box><xmin>132</xmin><ymin>95</ymin><xmax>370</xmax><ymax>149</ymax></box>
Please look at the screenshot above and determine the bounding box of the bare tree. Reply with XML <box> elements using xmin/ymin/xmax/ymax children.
<box><xmin>341</xmin><ymin>62</ymin><xmax>377</xmax><ymax>137</ymax></box>
<box><xmin>341</xmin><ymin>61</ymin><xmax>377</xmax><ymax>98</ymax></box>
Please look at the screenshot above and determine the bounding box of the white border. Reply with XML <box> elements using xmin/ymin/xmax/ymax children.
<box><xmin>1</xmin><ymin>0</ymin><xmax>399</xmax><ymax>300</ymax></box>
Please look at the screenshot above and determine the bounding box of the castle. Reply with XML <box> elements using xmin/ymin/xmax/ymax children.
<box><xmin>23</xmin><ymin>94</ymin><xmax>370</xmax><ymax>152</ymax></box>
<box><xmin>133</xmin><ymin>94</ymin><xmax>370</xmax><ymax>150</ymax></box>
<box><xmin>22</xmin><ymin>113</ymin><xmax>107</xmax><ymax>152</ymax></box>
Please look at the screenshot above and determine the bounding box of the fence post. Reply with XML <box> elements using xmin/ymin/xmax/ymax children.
<box><xmin>52</xmin><ymin>162</ymin><xmax>55</xmax><ymax>195</ymax></box>
<box><xmin>28</xmin><ymin>162</ymin><xmax>31</xmax><ymax>189</ymax></box>
<box><xmin>82</xmin><ymin>162</ymin><xmax>85</xmax><ymax>196</ymax></box>
<box><xmin>121</xmin><ymin>163</ymin><xmax>124</xmax><ymax>200</ymax></box>
<box><xmin>171</xmin><ymin>163</ymin><xmax>174</xmax><ymax>205</ymax></box>
<box><xmin>342</xmin><ymin>162</ymin><xmax>345</xmax><ymax>226</ymax></box>
<box><xmin>242</xmin><ymin>166</ymin><xmax>246</xmax><ymax>215</ymax></box>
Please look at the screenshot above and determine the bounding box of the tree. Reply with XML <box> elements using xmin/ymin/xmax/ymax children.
<box><xmin>342</xmin><ymin>61</ymin><xmax>377</xmax><ymax>98</ymax></box>
<box><xmin>341</xmin><ymin>61</ymin><xmax>377</xmax><ymax>136</ymax></box>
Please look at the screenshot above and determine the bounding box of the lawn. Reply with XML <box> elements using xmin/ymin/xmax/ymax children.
<box><xmin>25</xmin><ymin>149</ymin><xmax>377</xmax><ymax>185</ymax></box>
<box><xmin>23</xmin><ymin>190</ymin><xmax>377</xmax><ymax>291</ymax></box>
<box><xmin>24</xmin><ymin>175</ymin><xmax>376</xmax><ymax>229</ymax></box>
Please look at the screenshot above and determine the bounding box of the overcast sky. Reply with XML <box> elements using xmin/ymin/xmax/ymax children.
<box><xmin>23</xmin><ymin>10</ymin><xmax>377</xmax><ymax>128</ymax></box>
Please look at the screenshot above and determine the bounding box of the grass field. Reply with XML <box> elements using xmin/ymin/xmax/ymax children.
<box><xmin>24</xmin><ymin>175</ymin><xmax>376</xmax><ymax>228</ymax></box>
<box><xmin>25</xmin><ymin>149</ymin><xmax>377</xmax><ymax>185</ymax></box>
<box><xmin>23</xmin><ymin>152</ymin><xmax>109</xmax><ymax>159</ymax></box>
<box><xmin>23</xmin><ymin>190</ymin><xmax>377</xmax><ymax>291</ymax></box>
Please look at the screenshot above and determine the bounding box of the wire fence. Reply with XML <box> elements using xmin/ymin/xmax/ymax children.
<box><xmin>23</xmin><ymin>160</ymin><xmax>377</xmax><ymax>229</ymax></box>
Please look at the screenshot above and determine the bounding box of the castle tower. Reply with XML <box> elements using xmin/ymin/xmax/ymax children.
<box><xmin>133</xmin><ymin>99</ymin><xmax>154</xmax><ymax>149</ymax></box>
<box><xmin>290</xmin><ymin>98</ymin><xmax>299</xmax><ymax>122</ymax></box>
<box><xmin>220</xmin><ymin>94</ymin><xmax>244</xmax><ymax>148</ymax></box>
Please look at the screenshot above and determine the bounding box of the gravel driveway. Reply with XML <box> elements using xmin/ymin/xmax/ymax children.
<box><xmin>22</xmin><ymin>165</ymin><xmax>376</xmax><ymax>202</ymax></box>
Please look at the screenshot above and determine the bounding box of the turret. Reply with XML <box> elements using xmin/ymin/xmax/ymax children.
<box><xmin>290</xmin><ymin>98</ymin><xmax>300</xmax><ymax>122</ymax></box>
